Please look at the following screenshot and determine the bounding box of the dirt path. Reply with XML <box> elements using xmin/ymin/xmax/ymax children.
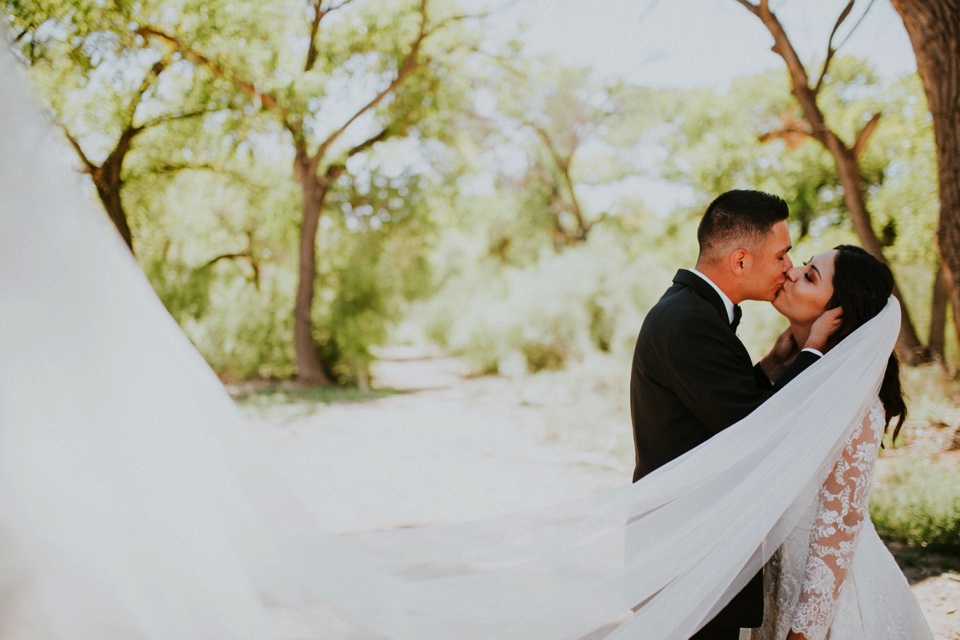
<box><xmin>244</xmin><ymin>348</ymin><xmax>959</xmax><ymax>639</ymax></box>
<box><xmin>246</xmin><ymin>348</ymin><xmax>626</xmax><ymax>534</ymax></box>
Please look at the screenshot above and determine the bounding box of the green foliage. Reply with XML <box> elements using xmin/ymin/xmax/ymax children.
<box><xmin>11</xmin><ymin>0</ymin><xmax>946</xmax><ymax>387</ymax></box>
<box><xmin>477</xmin><ymin>56</ymin><xmax>658</xmax><ymax>254</ymax></box>
<box><xmin>145</xmin><ymin>253</ymin><xmax>216</xmax><ymax>323</ymax></box>
<box><xmin>656</xmin><ymin>58</ymin><xmax>931</xmax><ymax>247</ymax></box>
<box><xmin>417</xmin><ymin>224</ymin><xmax>675</xmax><ymax>375</ymax></box>
<box><xmin>130</xmin><ymin>154</ymin><xmax>302</xmax><ymax>380</ymax></box>
<box><xmin>868</xmin><ymin>74</ymin><xmax>940</xmax><ymax>266</ymax></box>
<box><xmin>900</xmin><ymin>362</ymin><xmax>960</xmax><ymax>429</ymax></box>
<box><xmin>658</xmin><ymin>69</ymin><xmax>848</xmax><ymax>239</ymax></box>
<box><xmin>871</xmin><ymin>459</ymin><xmax>960</xmax><ymax>552</ymax></box>
<box><xmin>656</xmin><ymin>59</ymin><xmax>945</xmax><ymax>364</ymax></box>
<box><xmin>186</xmin><ymin>276</ymin><xmax>297</xmax><ymax>381</ymax></box>
<box><xmin>311</xmin><ymin>164</ymin><xmax>436</xmax><ymax>386</ymax></box>
<box><xmin>314</xmin><ymin>247</ymin><xmax>393</xmax><ymax>387</ymax></box>
<box><xmin>8</xmin><ymin>0</ymin><xmax>477</xmax><ymax>386</ymax></box>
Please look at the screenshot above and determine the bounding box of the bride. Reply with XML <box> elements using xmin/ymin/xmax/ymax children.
<box><xmin>758</xmin><ymin>245</ymin><xmax>930</xmax><ymax>640</ymax></box>
<box><xmin>0</xmin><ymin>32</ymin><xmax>934</xmax><ymax>640</ymax></box>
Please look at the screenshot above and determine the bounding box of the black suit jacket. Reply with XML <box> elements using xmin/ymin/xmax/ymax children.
<box><xmin>629</xmin><ymin>269</ymin><xmax>819</xmax><ymax>629</ymax></box>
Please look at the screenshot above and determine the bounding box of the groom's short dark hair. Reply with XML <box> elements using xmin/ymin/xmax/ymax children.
<box><xmin>697</xmin><ymin>190</ymin><xmax>788</xmax><ymax>263</ymax></box>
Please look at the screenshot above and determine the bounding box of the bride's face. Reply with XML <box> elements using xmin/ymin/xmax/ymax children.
<box><xmin>773</xmin><ymin>249</ymin><xmax>838</xmax><ymax>325</ymax></box>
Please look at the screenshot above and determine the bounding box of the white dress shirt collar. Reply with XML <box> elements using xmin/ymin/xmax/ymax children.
<box><xmin>688</xmin><ymin>268</ymin><xmax>736</xmax><ymax>324</ymax></box>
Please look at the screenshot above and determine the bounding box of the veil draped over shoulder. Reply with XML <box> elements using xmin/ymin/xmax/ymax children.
<box><xmin>0</xmin><ymin>35</ymin><xmax>901</xmax><ymax>640</ymax></box>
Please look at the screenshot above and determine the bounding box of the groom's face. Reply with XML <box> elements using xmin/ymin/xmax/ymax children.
<box><xmin>745</xmin><ymin>221</ymin><xmax>793</xmax><ymax>302</ymax></box>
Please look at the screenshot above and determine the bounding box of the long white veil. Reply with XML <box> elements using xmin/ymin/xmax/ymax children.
<box><xmin>0</xmin><ymin>35</ymin><xmax>900</xmax><ymax>639</ymax></box>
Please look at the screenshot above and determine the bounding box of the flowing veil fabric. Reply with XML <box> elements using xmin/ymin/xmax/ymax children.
<box><xmin>0</xmin><ymin>34</ymin><xmax>904</xmax><ymax>639</ymax></box>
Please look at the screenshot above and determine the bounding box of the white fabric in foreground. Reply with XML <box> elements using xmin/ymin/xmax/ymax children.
<box><xmin>0</xmin><ymin>33</ymin><xmax>907</xmax><ymax>639</ymax></box>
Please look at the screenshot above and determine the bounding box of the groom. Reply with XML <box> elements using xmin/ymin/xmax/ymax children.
<box><xmin>630</xmin><ymin>190</ymin><xmax>834</xmax><ymax>639</ymax></box>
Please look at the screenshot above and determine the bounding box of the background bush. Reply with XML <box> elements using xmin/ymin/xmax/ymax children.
<box><xmin>871</xmin><ymin>459</ymin><xmax>960</xmax><ymax>552</ymax></box>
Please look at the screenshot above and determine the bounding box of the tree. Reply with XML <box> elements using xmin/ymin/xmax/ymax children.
<box><xmin>4</xmin><ymin>1</ymin><xmax>220</xmax><ymax>253</ymax></box>
<box><xmin>734</xmin><ymin>0</ymin><xmax>926</xmax><ymax>361</ymax></box>
<box><xmin>58</xmin><ymin>61</ymin><xmax>216</xmax><ymax>254</ymax></box>
<box><xmin>497</xmin><ymin>64</ymin><xmax>620</xmax><ymax>248</ymax></box>
<box><xmin>139</xmin><ymin>0</ymin><xmax>478</xmax><ymax>385</ymax></box>
<box><xmin>889</xmin><ymin>0</ymin><xmax>960</xmax><ymax>365</ymax></box>
<box><xmin>479</xmin><ymin>58</ymin><xmax>656</xmax><ymax>258</ymax></box>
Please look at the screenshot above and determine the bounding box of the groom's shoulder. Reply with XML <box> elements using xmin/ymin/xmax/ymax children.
<box><xmin>638</xmin><ymin>284</ymin><xmax>722</xmax><ymax>348</ymax></box>
<box><xmin>648</xmin><ymin>280</ymin><xmax>717</xmax><ymax>325</ymax></box>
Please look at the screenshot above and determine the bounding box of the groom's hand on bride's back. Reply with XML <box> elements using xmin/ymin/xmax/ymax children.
<box><xmin>759</xmin><ymin>327</ymin><xmax>800</xmax><ymax>382</ymax></box>
<box><xmin>805</xmin><ymin>306</ymin><xmax>843</xmax><ymax>353</ymax></box>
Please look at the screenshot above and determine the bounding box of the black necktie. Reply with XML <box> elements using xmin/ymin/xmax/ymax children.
<box><xmin>731</xmin><ymin>305</ymin><xmax>742</xmax><ymax>331</ymax></box>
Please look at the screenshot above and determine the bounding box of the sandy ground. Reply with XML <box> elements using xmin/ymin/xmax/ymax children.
<box><xmin>241</xmin><ymin>348</ymin><xmax>959</xmax><ymax>639</ymax></box>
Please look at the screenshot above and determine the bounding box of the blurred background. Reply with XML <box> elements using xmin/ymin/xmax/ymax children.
<box><xmin>5</xmin><ymin>0</ymin><xmax>959</xmax><ymax>634</ymax></box>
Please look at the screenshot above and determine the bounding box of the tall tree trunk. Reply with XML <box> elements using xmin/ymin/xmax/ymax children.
<box><xmin>827</xmin><ymin>138</ymin><xmax>926</xmax><ymax>360</ymax></box>
<box><xmin>292</xmin><ymin>146</ymin><xmax>332</xmax><ymax>386</ymax></box>
<box><xmin>929</xmin><ymin>262</ymin><xmax>949</xmax><ymax>362</ymax></box>
<box><xmin>890</xmin><ymin>0</ymin><xmax>960</xmax><ymax>361</ymax></box>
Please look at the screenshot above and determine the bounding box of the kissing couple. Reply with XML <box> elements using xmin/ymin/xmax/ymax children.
<box><xmin>630</xmin><ymin>189</ymin><xmax>933</xmax><ymax>639</ymax></box>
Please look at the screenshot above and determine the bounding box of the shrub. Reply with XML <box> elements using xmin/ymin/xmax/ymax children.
<box><xmin>416</xmin><ymin>227</ymin><xmax>673</xmax><ymax>375</ymax></box>
<box><xmin>182</xmin><ymin>273</ymin><xmax>296</xmax><ymax>381</ymax></box>
<box><xmin>871</xmin><ymin>459</ymin><xmax>960</xmax><ymax>552</ymax></box>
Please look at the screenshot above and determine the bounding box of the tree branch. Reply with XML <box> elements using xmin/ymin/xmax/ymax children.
<box><xmin>734</xmin><ymin>0</ymin><xmax>761</xmax><ymax>17</ymax></box>
<box><xmin>137</xmin><ymin>26</ymin><xmax>288</xmax><ymax>120</ymax></box>
<box><xmin>734</xmin><ymin>0</ymin><xmax>828</xmax><ymax>140</ymax></box>
<box><xmin>834</xmin><ymin>0</ymin><xmax>877</xmax><ymax>56</ymax></box>
<box><xmin>203</xmin><ymin>249</ymin><xmax>251</xmax><ymax>269</ymax></box>
<box><xmin>528</xmin><ymin>123</ymin><xmax>588</xmax><ymax>235</ymax></box>
<box><xmin>813</xmin><ymin>0</ymin><xmax>855</xmax><ymax>96</ymax></box>
<box><xmin>314</xmin><ymin>0</ymin><xmax>430</xmax><ymax>162</ymax></box>
<box><xmin>304</xmin><ymin>0</ymin><xmax>358</xmax><ymax>71</ymax></box>
<box><xmin>426</xmin><ymin>6</ymin><xmax>491</xmax><ymax>35</ymax></box>
<box><xmin>59</xmin><ymin>126</ymin><xmax>95</xmax><ymax>173</ymax></box>
<box><xmin>758</xmin><ymin>125</ymin><xmax>814</xmax><ymax>149</ymax></box>
<box><xmin>305</xmin><ymin>0</ymin><xmax>325</xmax><ymax>71</ymax></box>
<box><xmin>125</xmin><ymin>59</ymin><xmax>167</xmax><ymax>126</ymax></box>
<box><xmin>345</xmin><ymin>126</ymin><xmax>394</xmax><ymax>159</ymax></box>
<box><xmin>853</xmin><ymin>112</ymin><xmax>881</xmax><ymax>159</ymax></box>
<box><xmin>138</xmin><ymin>108</ymin><xmax>216</xmax><ymax>131</ymax></box>
<box><xmin>129</xmin><ymin>161</ymin><xmax>225</xmax><ymax>177</ymax></box>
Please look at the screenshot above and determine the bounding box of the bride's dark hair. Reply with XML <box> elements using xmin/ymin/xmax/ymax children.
<box><xmin>825</xmin><ymin>244</ymin><xmax>906</xmax><ymax>440</ymax></box>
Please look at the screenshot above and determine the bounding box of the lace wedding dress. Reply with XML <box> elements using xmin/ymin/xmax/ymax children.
<box><xmin>755</xmin><ymin>399</ymin><xmax>933</xmax><ymax>640</ymax></box>
<box><xmin>0</xmin><ymin>28</ymin><xmax>935</xmax><ymax>640</ymax></box>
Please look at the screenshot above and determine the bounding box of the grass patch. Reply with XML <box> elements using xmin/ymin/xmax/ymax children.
<box><xmin>232</xmin><ymin>383</ymin><xmax>403</xmax><ymax>418</ymax></box>
<box><xmin>871</xmin><ymin>458</ymin><xmax>960</xmax><ymax>553</ymax></box>
<box><xmin>900</xmin><ymin>363</ymin><xmax>960</xmax><ymax>429</ymax></box>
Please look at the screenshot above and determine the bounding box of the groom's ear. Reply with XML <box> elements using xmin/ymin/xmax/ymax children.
<box><xmin>730</xmin><ymin>248</ymin><xmax>750</xmax><ymax>276</ymax></box>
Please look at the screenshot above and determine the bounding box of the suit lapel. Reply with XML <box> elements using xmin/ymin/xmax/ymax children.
<box><xmin>671</xmin><ymin>270</ymin><xmax>754</xmax><ymax>364</ymax></box>
<box><xmin>672</xmin><ymin>269</ymin><xmax>730</xmax><ymax>328</ymax></box>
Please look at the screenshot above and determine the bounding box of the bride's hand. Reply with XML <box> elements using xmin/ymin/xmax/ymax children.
<box><xmin>805</xmin><ymin>306</ymin><xmax>844</xmax><ymax>352</ymax></box>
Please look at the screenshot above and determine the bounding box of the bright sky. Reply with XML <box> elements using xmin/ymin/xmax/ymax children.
<box><xmin>472</xmin><ymin>0</ymin><xmax>916</xmax><ymax>90</ymax></box>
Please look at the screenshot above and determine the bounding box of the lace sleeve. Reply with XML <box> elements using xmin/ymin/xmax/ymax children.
<box><xmin>790</xmin><ymin>400</ymin><xmax>886</xmax><ymax>640</ymax></box>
